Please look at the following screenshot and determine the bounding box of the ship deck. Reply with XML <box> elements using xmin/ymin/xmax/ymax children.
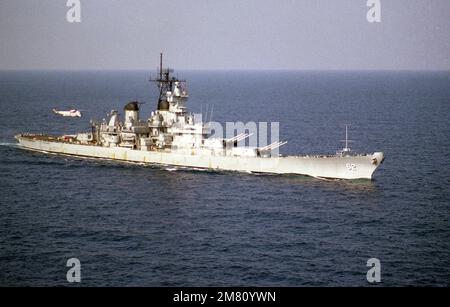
<box><xmin>17</xmin><ymin>133</ymin><xmax>96</xmax><ymax>145</ymax></box>
<box><xmin>16</xmin><ymin>133</ymin><xmax>374</xmax><ymax>159</ymax></box>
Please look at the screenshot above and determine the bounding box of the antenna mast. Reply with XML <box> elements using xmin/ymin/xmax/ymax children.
<box><xmin>159</xmin><ymin>52</ymin><xmax>163</xmax><ymax>81</ymax></box>
<box><xmin>345</xmin><ymin>124</ymin><xmax>348</xmax><ymax>150</ymax></box>
<box><xmin>339</xmin><ymin>124</ymin><xmax>354</xmax><ymax>154</ymax></box>
<box><xmin>149</xmin><ymin>53</ymin><xmax>187</xmax><ymax>110</ymax></box>
<box><xmin>150</xmin><ymin>52</ymin><xmax>173</xmax><ymax>110</ymax></box>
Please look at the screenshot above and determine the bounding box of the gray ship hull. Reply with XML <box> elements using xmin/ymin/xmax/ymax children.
<box><xmin>16</xmin><ymin>135</ymin><xmax>384</xmax><ymax>180</ymax></box>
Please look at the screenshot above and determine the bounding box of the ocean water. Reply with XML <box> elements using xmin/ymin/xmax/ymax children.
<box><xmin>0</xmin><ymin>70</ymin><xmax>449</xmax><ymax>286</ymax></box>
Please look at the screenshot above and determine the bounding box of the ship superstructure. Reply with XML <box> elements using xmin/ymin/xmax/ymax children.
<box><xmin>15</xmin><ymin>54</ymin><xmax>384</xmax><ymax>179</ymax></box>
<box><xmin>78</xmin><ymin>54</ymin><xmax>277</xmax><ymax>159</ymax></box>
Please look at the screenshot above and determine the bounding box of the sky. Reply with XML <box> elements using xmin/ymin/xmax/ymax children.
<box><xmin>0</xmin><ymin>0</ymin><xmax>449</xmax><ymax>70</ymax></box>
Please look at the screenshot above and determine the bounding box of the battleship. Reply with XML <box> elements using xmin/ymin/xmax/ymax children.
<box><xmin>15</xmin><ymin>54</ymin><xmax>384</xmax><ymax>180</ymax></box>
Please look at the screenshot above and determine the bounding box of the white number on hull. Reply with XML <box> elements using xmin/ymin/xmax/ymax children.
<box><xmin>346</xmin><ymin>163</ymin><xmax>357</xmax><ymax>172</ymax></box>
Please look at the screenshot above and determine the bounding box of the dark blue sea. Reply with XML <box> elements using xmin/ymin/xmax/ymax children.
<box><xmin>0</xmin><ymin>70</ymin><xmax>449</xmax><ymax>286</ymax></box>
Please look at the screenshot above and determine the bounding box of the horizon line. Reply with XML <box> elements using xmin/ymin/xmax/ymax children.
<box><xmin>0</xmin><ymin>68</ymin><xmax>449</xmax><ymax>73</ymax></box>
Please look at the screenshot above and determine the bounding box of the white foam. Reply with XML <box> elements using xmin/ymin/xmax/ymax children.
<box><xmin>0</xmin><ymin>142</ymin><xmax>18</xmax><ymax>147</ymax></box>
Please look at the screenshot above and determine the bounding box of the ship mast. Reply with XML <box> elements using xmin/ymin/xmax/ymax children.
<box><xmin>345</xmin><ymin>124</ymin><xmax>349</xmax><ymax>150</ymax></box>
<box><xmin>340</xmin><ymin>124</ymin><xmax>353</xmax><ymax>153</ymax></box>
<box><xmin>149</xmin><ymin>52</ymin><xmax>186</xmax><ymax>110</ymax></box>
<box><xmin>159</xmin><ymin>52</ymin><xmax>163</xmax><ymax>81</ymax></box>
